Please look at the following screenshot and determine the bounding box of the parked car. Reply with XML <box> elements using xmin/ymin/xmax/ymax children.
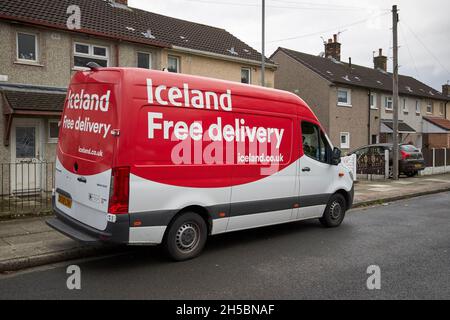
<box><xmin>349</xmin><ymin>143</ymin><xmax>425</xmax><ymax>177</ymax></box>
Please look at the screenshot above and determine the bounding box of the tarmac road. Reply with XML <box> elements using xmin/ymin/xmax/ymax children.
<box><xmin>0</xmin><ymin>192</ymin><xmax>449</xmax><ymax>300</ymax></box>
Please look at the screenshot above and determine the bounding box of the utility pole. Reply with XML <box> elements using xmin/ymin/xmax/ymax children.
<box><xmin>261</xmin><ymin>0</ymin><xmax>265</xmax><ymax>87</ymax></box>
<box><xmin>392</xmin><ymin>5</ymin><xmax>400</xmax><ymax>180</ymax></box>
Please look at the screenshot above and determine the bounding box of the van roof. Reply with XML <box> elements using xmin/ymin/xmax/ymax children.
<box><xmin>80</xmin><ymin>67</ymin><xmax>315</xmax><ymax>118</ymax></box>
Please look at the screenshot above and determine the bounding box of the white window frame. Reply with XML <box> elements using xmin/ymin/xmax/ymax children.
<box><xmin>241</xmin><ymin>67</ymin><xmax>251</xmax><ymax>84</ymax></box>
<box><xmin>16</xmin><ymin>32</ymin><xmax>38</xmax><ymax>63</ymax></box>
<box><xmin>402</xmin><ymin>98</ymin><xmax>408</xmax><ymax>113</ymax></box>
<box><xmin>415</xmin><ymin>100</ymin><xmax>421</xmax><ymax>115</ymax></box>
<box><xmin>48</xmin><ymin>120</ymin><xmax>59</xmax><ymax>143</ymax></box>
<box><xmin>384</xmin><ymin>95</ymin><xmax>393</xmax><ymax>110</ymax></box>
<box><xmin>137</xmin><ymin>51</ymin><xmax>152</xmax><ymax>69</ymax></box>
<box><xmin>426</xmin><ymin>102</ymin><xmax>433</xmax><ymax>114</ymax></box>
<box><xmin>167</xmin><ymin>55</ymin><xmax>180</xmax><ymax>73</ymax></box>
<box><xmin>439</xmin><ymin>103</ymin><xmax>444</xmax><ymax>115</ymax></box>
<box><xmin>370</xmin><ymin>93</ymin><xmax>377</xmax><ymax>109</ymax></box>
<box><xmin>337</xmin><ymin>88</ymin><xmax>352</xmax><ymax>107</ymax></box>
<box><xmin>340</xmin><ymin>132</ymin><xmax>350</xmax><ymax>149</ymax></box>
<box><xmin>73</xmin><ymin>42</ymin><xmax>109</xmax><ymax>70</ymax></box>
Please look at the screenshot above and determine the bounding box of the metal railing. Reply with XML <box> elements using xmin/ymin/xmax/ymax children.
<box><xmin>0</xmin><ymin>161</ymin><xmax>55</xmax><ymax>215</ymax></box>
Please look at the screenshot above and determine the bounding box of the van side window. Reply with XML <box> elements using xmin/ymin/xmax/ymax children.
<box><xmin>301</xmin><ymin>122</ymin><xmax>330</xmax><ymax>163</ymax></box>
<box><xmin>302</xmin><ymin>122</ymin><xmax>319</xmax><ymax>160</ymax></box>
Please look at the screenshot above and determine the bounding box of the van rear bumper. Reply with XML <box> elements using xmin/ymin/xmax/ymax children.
<box><xmin>47</xmin><ymin>196</ymin><xmax>130</xmax><ymax>244</ymax></box>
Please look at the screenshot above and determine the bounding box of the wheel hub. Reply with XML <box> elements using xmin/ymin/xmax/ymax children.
<box><xmin>176</xmin><ymin>223</ymin><xmax>199</xmax><ymax>251</ymax></box>
<box><xmin>330</xmin><ymin>201</ymin><xmax>342</xmax><ymax>220</ymax></box>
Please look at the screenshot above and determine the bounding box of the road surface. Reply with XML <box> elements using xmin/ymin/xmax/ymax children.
<box><xmin>0</xmin><ymin>192</ymin><xmax>449</xmax><ymax>300</ymax></box>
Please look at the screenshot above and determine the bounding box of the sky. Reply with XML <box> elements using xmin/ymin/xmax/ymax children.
<box><xmin>129</xmin><ymin>0</ymin><xmax>450</xmax><ymax>91</ymax></box>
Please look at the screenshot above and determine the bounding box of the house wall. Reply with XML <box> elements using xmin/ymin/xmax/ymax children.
<box><xmin>272</xmin><ymin>50</ymin><xmax>331</xmax><ymax>131</ymax></box>
<box><xmin>166</xmin><ymin>49</ymin><xmax>275</xmax><ymax>87</ymax></box>
<box><xmin>328</xmin><ymin>85</ymin><xmax>371</xmax><ymax>153</ymax></box>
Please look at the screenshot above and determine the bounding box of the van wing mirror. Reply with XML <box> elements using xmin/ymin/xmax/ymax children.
<box><xmin>331</xmin><ymin>147</ymin><xmax>341</xmax><ymax>165</ymax></box>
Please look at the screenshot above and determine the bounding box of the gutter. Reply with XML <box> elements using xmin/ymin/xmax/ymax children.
<box><xmin>171</xmin><ymin>46</ymin><xmax>277</xmax><ymax>69</ymax></box>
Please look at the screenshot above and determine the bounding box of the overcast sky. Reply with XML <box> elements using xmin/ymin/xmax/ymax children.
<box><xmin>129</xmin><ymin>0</ymin><xmax>450</xmax><ymax>91</ymax></box>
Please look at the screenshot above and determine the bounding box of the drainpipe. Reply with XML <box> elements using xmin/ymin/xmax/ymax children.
<box><xmin>368</xmin><ymin>89</ymin><xmax>372</xmax><ymax>144</ymax></box>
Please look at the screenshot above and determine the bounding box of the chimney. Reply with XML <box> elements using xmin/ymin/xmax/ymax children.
<box><xmin>324</xmin><ymin>34</ymin><xmax>341</xmax><ymax>61</ymax></box>
<box><xmin>348</xmin><ymin>57</ymin><xmax>352</xmax><ymax>68</ymax></box>
<box><xmin>443</xmin><ymin>84</ymin><xmax>450</xmax><ymax>97</ymax></box>
<box><xmin>114</xmin><ymin>0</ymin><xmax>128</xmax><ymax>5</ymax></box>
<box><xmin>374</xmin><ymin>48</ymin><xmax>387</xmax><ymax>72</ymax></box>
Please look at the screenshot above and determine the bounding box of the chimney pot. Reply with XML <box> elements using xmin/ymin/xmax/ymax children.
<box><xmin>443</xmin><ymin>84</ymin><xmax>450</xmax><ymax>97</ymax></box>
<box><xmin>374</xmin><ymin>48</ymin><xmax>387</xmax><ymax>72</ymax></box>
<box><xmin>324</xmin><ymin>34</ymin><xmax>341</xmax><ymax>61</ymax></box>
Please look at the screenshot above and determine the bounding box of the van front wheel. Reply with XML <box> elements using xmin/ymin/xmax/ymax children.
<box><xmin>164</xmin><ymin>212</ymin><xmax>207</xmax><ymax>261</ymax></box>
<box><xmin>319</xmin><ymin>193</ymin><xmax>346</xmax><ymax>228</ymax></box>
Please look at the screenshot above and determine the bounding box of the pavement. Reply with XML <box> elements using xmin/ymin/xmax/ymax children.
<box><xmin>0</xmin><ymin>173</ymin><xmax>449</xmax><ymax>273</ymax></box>
<box><xmin>0</xmin><ymin>191</ymin><xmax>449</xmax><ymax>299</ymax></box>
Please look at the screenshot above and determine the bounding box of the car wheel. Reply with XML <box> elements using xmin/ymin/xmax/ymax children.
<box><xmin>164</xmin><ymin>212</ymin><xmax>207</xmax><ymax>261</ymax></box>
<box><xmin>406</xmin><ymin>171</ymin><xmax>418</xmax><ymax>177</ymax></box>
<box><xmin>319</xmin><ymin>193</ymin><xmax>347</xmax><ymax>228</ymax></box>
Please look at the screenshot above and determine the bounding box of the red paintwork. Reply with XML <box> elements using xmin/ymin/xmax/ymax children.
<box><xmin>57</xmin><ymin>68</ymin><xmax>321</xmax><ymax>188</ymax></box>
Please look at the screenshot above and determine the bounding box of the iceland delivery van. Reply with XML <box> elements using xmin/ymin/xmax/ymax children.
<box><xmin>47</xmin><ymin>67</ymin><xmax>354</xmax><ymax>261</ymax></box>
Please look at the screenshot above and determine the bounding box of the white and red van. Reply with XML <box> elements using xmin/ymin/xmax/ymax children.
<box><xmin>47</xmin><ymin>66</ymin><xmax>354</xmax><ymax>260</ymax></box>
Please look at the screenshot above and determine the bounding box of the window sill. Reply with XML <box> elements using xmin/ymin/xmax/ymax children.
<box><xmin>370</xmin><ymin>106</ymin><xmax>378</xmax><ymax>110</ymax></box>
<box><xmin>14</xmin><ymin>60</ymin><xmax>44</xmax><ymax>67</ymax></box>
<box><xmin>47</xmin><ymin>139</ymin><xmax>58</xmax><ymax>144</ymax></box>
<box><xmin>337</xmin><ymin>103</ymin><xmax>352</xmax><ymax>108</ymax></box>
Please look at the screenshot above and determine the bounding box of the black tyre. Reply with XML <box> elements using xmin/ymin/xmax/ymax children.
<box><xmin>319</xmin><ymin>193</ymin><xmax>347</xmax><ymax>228</ymax></box>
<box><xmin>405</xmin><ymin>171</ymin><xmax>418</xmax><ymax>177</ymax></box>
<box><xmin>164</xmin><ymin>212</ymin><xmax>207</xmax><ymax>261</ymax></box>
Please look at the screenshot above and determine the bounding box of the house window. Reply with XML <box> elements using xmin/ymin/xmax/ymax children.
<box><xmin>371</xmin><ymin>134</ymin><xmax>379</xmax><ymax>144</ymax></box>
<box><xmin>384</xmin><ymin>96</ymin><xmax>393</xmax><ymax>110</ymax></box>
<box><xmin>74</xmin><ymin>42</ymin><xmax>109</xmax><ymax>69</ymax></box>
<box><xmin>137</xmin><ymin>52</ymin><xmax>152</xmax><ymax>69</ymax></box>
<box><xmin>439</xmin><ymin>103</ymin><xmax>444</xmax><ymax>115</ymax></box>
<box><xmin>426</xmin><ymin>102</ymin><xmax>433</xmax><ymax>114</ymax></box>
<box><xmin>415</xmin><ymin>101</ymin><xmax>420</xmax><ymax>115</ymax></box>
<box><xmin>241</xmin><ymin>68</ymin><xmax>251</xmax><ymax>84</ymax></box>
<box><xmin>402</xmin><ymin>98</ymin><xmax>408</xmax><ymax>113</ymax></box>
<box><xmin>340</xmin><ymin>132</ymin><xmax>350</xmax><ymax>149</ymax></box>
<box><xmin>17</xmin><ymin>32</ymin><xmax>38</xmax><ymax>62</ymax></box>
<box><xmin>337</xmin><ymin>88</ymin><xmax>351</xmax><ymax>106</ymax></box>
<box><xmin>370</xmin><ymin>93</ymin><xmax>377</xmax><ymax>109</ymax></box>
<box><xmin>168</xmin><ymin>55</ymin><xmax>180</xmax><ymax>73</ymax></box>
<box><xmin>48</xmin><ymin>120</ymin><xmax>59</xmax><ymax>143</ymax></box>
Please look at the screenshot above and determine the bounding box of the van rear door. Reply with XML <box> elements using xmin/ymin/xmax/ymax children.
<box><xmin>55</xmin><ymin>71</ymin><xmax>119</xmax><ymax>231</ymax></box>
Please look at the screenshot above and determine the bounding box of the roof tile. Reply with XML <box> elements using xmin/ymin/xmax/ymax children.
<box><xmin>276</xmin><ymin>47</ymin><xmax>449</xmax><ymax>101</ymax></box>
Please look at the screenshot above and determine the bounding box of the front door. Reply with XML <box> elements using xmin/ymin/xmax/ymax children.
<box><xmin>11</xmin><ymin>119</ymin><xmax>41</xmax><ymax>194</ymax></box>
<box><xmin>297</xmin><ymin>121</ymin><xmax>334</xmax><ymax>219</ymax></box>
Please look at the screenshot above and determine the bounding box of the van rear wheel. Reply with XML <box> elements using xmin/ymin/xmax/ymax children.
<box><xmin>319</xmin><ymin>193</ymin><xmax>346</xmax><ymax>228</ymax></box>
<box><xmin>164</xmin><ymin>212</ymin><xmax>207</xmax><ymax>261</ymax></box>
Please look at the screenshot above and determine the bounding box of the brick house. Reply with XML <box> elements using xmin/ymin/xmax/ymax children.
<box><xmin>0</xmin><ymin>0</ymin><xmax>275</xmax><ymax>195</ymax></box>
<box><xmin>271</xmin><ymin>36</ymin><xmax>450</xmax><ymax>153</ymax></box>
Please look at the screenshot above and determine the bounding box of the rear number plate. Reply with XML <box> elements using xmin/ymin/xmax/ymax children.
<box><xmin>415</xmin><ymin>164</ymin><xmax>422</xmax><ymax>168</ymax></box>
<box><xmin>58</xmin><ymin>194</ymin><xmax>72</xmax><ymax>208</ymax></box>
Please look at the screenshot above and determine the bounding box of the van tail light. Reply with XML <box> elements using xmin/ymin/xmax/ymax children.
<box><xmin>108</xmin><ymin>166</ymin><xmax>130</xmax><ymax>214</ymax></box>
<box><xmin>400</xmin><ymin>150</ymin><xmax>410</xmax><ymax>160</ymax></box>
